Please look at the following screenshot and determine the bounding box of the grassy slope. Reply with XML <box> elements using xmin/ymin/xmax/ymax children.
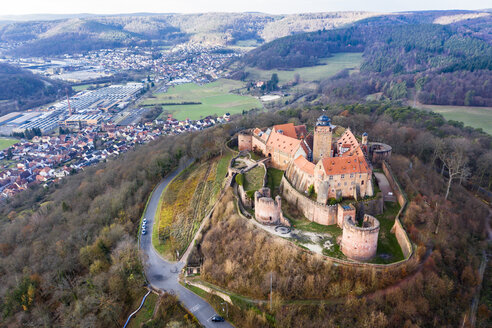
<box><xmin>243</xmin><ymin>165</ymin><xmax>265</xmax><ymax>192</ymax></box>
<box><xmin>0</xmin><ymin>137</ymin><xmax>18</xmax><ymax>150</ymax></box>
<box><xmin>244</xmin><ymin>52</ymin><xmax>363</xmax><ymax>84</ymax></box>
<box><xmin>143</xmin><ymin>79</ymin><xmax>262</xmax><ymax>121</ymax></box>
<box><xmin>153</xmin><ymin>153</ymin><xmax>230</xmax><ymax>260</ymax></box>
<box><xmin>418</xmin><ymin>104</ymin><xmax>492</xmax><ymax>135</ymax></box>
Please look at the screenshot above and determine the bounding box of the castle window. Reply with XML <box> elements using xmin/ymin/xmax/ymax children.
<box><xmin>329</xmin><ymin>176</ymin><xmax>333</xmax><ymax>180</ymax></box>
<box><xmin>361</xmin><ymin>180</ymin><xmax>364</xmax><ymax>185</ymax></box>
<box><xmin>341</xmin><ymin>174</ymin><xmax>345</xmax><ymax>179</ymax></box>
<box><xmin>344</xmin><ymin>182</ymin><xmax>347</xmax><ymax>186</ymax></box>
<box><xmin>350</xmin><ymin>174</ymin><xmax>354</xmax><ymax>178</ymax></box>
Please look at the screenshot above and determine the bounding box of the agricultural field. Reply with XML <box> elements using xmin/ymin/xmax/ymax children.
<box><xmin>0</xmin><ymin>137</ymin><xmax>18</xmax><ymax>150</ymax></box>
<box><xmin>418</xmin><ymin>104</ymin><xmax>492</xmax><ymax>135</ymax></box>
<box><xmin>154</xmin><ymin>153</ymin><xmax>230</xmax><ymax>260</ymax></box>
<box><xmin>244</xmin><ymin>52</ymin><xmax>363</xmax><ymax>85</ymax></box>
<box><xmin>142</xmin><ymin>79</ymin><xmax>262</xmax><ymax>120</ymax></box>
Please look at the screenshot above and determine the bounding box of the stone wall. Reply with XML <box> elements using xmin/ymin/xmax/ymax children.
<box><xmin>238</xmin><ymin>184</ymin><xmax>253</xmax><ymax>208</ymax></box>
<box><xmin>341</xmin><ymin>214</ymin><xmax>380</xmax><ymax>261</ymax></box>
<box><xmin>382</xmin><ymin>161</ymin><xmax>405</xmax><ymax>207</ymax></box>
<box><xmin>280</xmin><ymin>175</ymin><xmax>338</xmax><ymax>225</ymax></box>
<box><xmin>392</xmin><ymin>219</ymin><xmax>412</xmax><ymax>258</ymax></box>
<box><xmin>281</xmin><ymin>174</ymin><xmax>383</xmax><ymax>226</ymax></box>
<box><xmin>383</xmin><ymin>161</ymin><xmax>413</xmax><ymax>260</ymax></box>
<box><xmin>238</xmin><ymin>132</ymin><xmax>252</xmax><ymax>151</ymax></box>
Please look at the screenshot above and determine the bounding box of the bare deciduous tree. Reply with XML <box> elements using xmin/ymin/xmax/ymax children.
<box><xmin>438</xmin><ymin>141</ymin><xmax>469</xmax><ymax>200</ymax></box>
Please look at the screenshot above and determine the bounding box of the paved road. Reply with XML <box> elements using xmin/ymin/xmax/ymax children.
<box><xmin>139</xmin><ymin>162</ymin><xmax>233</xmax><ymax>328</ymax></box>
<box><xmin>374</xmin><ymin>172</ymin><xmax>396</xmax><ymax>202</ymax></box>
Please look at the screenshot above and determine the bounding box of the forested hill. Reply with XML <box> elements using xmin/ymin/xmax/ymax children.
<box><xmin>242</xmin><ymin>17</ymin><xmax>492</xmax><ymax>72</ymax></box>
<box><xmin>239</xmin><ymin>13</ymin><xmax>492</xmax><ymax>107</ymax></box>
<box><xmin>2</xmin><ymin>10</ymin><xmax>490</xmax><ymax>57</ymax></box>
<box><xmin>0</xmin><ymin>63</ymin><xmax>67</xmax><ymax>115</ymax></box>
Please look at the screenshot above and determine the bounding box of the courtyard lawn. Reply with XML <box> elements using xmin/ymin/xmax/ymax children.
<box><xmin>243</xmin><ymin>165</ymin><xmax>265</xmax><ymax>193</ymax></box>
<box><xmin>0</xmin><ymin>137</ymin><xmax>18</xmax><ymax>150</ymax></box>
<box><xmin>266</xmin><ymin>168</ymin><xmax>284</xmax><ymax>197</ymax></box>
<box><xmin>142</xmin><ymin>79</ymin><xmax>262</xmax><ymax>121</ymax></box>
<box><xmin>371</xmin><ymin>202</ymin><xmax>405</xmax><ymax>264</ymax></box>
<box><xmin>244</xmin><ymin>52</ymin><xmax>363</xmax><ymax>85</ymax></box>
<box><xmin>418</xmin><ymin>104</ymin><xmax>492</xmax><ymax>135</ymax></box>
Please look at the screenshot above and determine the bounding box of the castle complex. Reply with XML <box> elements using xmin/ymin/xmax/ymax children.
<box><xmin>237</xmin><ymin>115</ymin><xmax>391</xmax><ymax>261</ymax></box>
<box><xmin>241</xmin><ymin>116</ymin><xmax>374</xmax><ymax>203</ymax></box>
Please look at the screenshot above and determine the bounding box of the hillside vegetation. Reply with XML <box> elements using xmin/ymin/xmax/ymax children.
<box><xmin>155</xmin><ymin>154</ymin><xmax>230</xmax><ymax>259</ymax></box>
<box><xmin>0</xmin><ymin>124</ymin><xmax>233</xmax><ymax>326</ymax></box>
<box><xmin>0</xmin><ymin>63</ymin><xmax>68</xmax><ymax>116</ymax></box>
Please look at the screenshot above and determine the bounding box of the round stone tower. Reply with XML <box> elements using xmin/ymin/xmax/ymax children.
<box><xmin>313</xmin><ymin>115</ymin><xmax>333</xmax><ymax>163</ymax></box>
<box><xmin>340</xmin><ymin>214</ymin><xmax>380</xmax><ymax>261</ymax></box>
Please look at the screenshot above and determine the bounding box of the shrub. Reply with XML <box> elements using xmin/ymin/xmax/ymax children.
<box><xmin>235</xmin><ymin>173</ymin><xmax>244</xmax><ymax>186</ymax></box>
<box><xmin>307</xmin><ymin>184</ymin><xmax>315</xmax><ymax>197</ymax></box>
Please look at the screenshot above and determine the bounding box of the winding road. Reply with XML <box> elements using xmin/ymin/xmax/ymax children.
<box><xmin>139</xmin><ymin>163</ymin><xmax>233</xmax><ymax>328</ymax></box>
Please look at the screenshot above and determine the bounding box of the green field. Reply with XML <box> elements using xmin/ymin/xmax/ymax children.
<box><xmin>0</xmin><ymin>137</ymin><xmax>18</xmax><ymax>150</ymax></box>
<box><xmin>244</xmin><ymin>52</ymin><xmax>363</xmax><ymax>84</ymax></box>
<box><xmin>419</xmin><ymin>104</ymin><xmax>492</xmax><ymax>135</ymax></box>
<box><xmin>142</xmin><ymin>79</ymin><xmax>262</xmax><ymax>120</ymax></box>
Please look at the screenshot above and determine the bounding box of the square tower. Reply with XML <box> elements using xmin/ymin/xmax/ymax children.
<box><xmin>313</xmin><ymin>115</ymin><xmax>332</xmax><ymax>163</ymax></box>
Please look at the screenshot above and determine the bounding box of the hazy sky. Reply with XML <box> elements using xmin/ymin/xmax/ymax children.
<box><xmin>1</xmin><ymin>0</ymin><xmax>490</xmax><ymax>16</ymax></box>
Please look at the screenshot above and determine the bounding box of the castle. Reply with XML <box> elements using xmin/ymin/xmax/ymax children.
<box><xmin>237</xmin><ymin>115</ymin><xmax>389</xmax><ymax>261</ymax></box>
<box><xmin>240</xmin><ymin>116</ymin><xmax>374</xmax><ymax>204</ymax></box>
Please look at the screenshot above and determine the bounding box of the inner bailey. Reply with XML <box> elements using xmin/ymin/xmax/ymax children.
<box><xmin>341</xmin><ymin>214</ymin><xmax>380</xmax><ymax>261</ymax></box>
<box><xmin>280</xmin><ymin>174</ymin><xmax>382</xmax><ymax>226</ymax></box>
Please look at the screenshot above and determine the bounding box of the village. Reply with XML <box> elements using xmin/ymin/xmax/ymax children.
<box><xmin>1</xmin><ymin>43</ymin><xmax>239</xmax><ymax>84</ymax></box>
<box><xmin>0</xmin><ymin>113</ymin><xmax>230</xmax><ymax>199</ymax></box>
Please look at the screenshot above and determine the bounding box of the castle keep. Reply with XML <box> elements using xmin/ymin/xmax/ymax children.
<box><xmin>238</xmin><ymin>115</ymin><xmax>391</xmax><ymax>262</ymax></box>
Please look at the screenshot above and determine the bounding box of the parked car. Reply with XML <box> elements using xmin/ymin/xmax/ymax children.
<box><xmin>143</xmin><ymin>218</ymin><xmax>147</xmax><ymax>224</ymax></box>
<box><xmin>211</xmin><ymin>315</ymin><xmax>225</xmax><ymax>322</ymax></box>
<box><xmin>142</xmin><ymin>229</ymin><xmax>147</xmax><ymax>235</ymax></box>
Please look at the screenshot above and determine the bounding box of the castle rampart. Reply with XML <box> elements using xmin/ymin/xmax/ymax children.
<box><xmin>341</xmin><ymin>214</ymin><xmax>380</xmax><ymax>261</ymax></box>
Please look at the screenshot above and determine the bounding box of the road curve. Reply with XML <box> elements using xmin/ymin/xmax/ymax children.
<box><xmin>139</xmin><ymin>162</ymin><xmax>233</xmax><ymax>328</ymax></box>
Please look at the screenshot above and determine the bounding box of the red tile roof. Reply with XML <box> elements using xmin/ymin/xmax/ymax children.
<box><xmin>273</xmin><ymin>123</ymin><xmax>307</xmax><ymax>139</ymax></box>
<box><xmin>266</xmin><ymin>129</ymin><xmax>302</xmax><ymax>155</ymax></box>
<box><xmin>293</xmin><ymin>155</ymin><xmax>315</xmax><ymax>175</ymax></box>
<box><xmin>321</xmin><ymin>155</ymin><xmax>370</xmax><ymax>175</ymax></box>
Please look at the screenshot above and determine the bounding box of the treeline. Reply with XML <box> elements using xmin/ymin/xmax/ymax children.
<box><xmin>319</xmin><ymin>69</ymin><xmax>492</xmax><ymax>107</ymax></box>
<box><xmin>0</xmin><ymin>63</ymin><xmax>68</xmax><ymax>116</ymax></box>
<box><xmin>243</xmin><ymin>20</ymin><xmax>492</xmax><ymax>74</ymax></box>
<box><xmin>417</xmin><ymin>70</ymin><xmax>492</xmax><ymax>106</ymax></box>
<box><xmin>0</xmin><ymin>124</ymin><xmax>235</xmax><ymax>326</ymax></box>
<box><xmin>242</xmin><ymin>28</ymin><xmax>364</xmax><ymax>70</ymax></box>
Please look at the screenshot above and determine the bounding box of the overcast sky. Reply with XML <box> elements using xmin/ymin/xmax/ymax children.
<box><xmin>1</xmin><ymin>0</ymin><xmax>490</xmax><ymax>16</ymax></box>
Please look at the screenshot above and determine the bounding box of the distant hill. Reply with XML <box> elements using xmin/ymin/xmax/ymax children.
<box><xmin>2</xmin><ymin>10</ymin><xmax>490</xmax><ymax>57</ymax></box>
<box><xmin>238</xmin><ymin>11</ymin><xmax>492</xmax><ymax>107</ymax></box>
<box><xmin>0</xmin><ymin>63</ymin><xmax>67</xmax><ymax>116</ymax></box>
<box><xmin>0</xmin><ymin>12</ymin><xmax>383</xmax><ymax>56</ymax></box>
